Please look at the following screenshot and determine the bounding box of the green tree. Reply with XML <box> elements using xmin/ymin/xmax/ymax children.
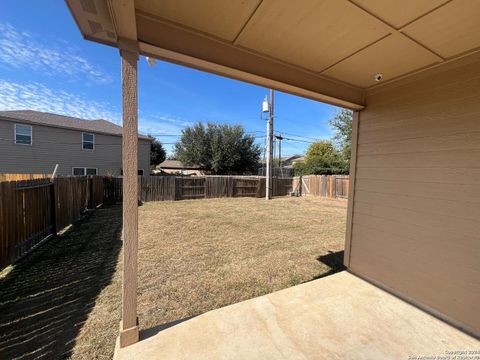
<box><xmin>149</xmin><ymin>137</ymin><xmax>167</xmax><ymax>167</ymax></box>
<box><xmin>175</xmin><ymin>122</ymin><xmax>261</xmax><ymax>174</ymax></box>
<box><xmin>294</xmin><ymin>140</ymin><xmax>345</xmax><ymax>176</ymax></box>
<box><xmin>329</xmin><ymin>109</ymin><xmax>353</xmax><ymax>171</ymax></box>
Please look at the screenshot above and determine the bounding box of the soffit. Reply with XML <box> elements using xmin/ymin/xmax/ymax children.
<box><xmin>66</xmin><ymin>0</ymin><xmax>480</xmax><ymax>105</ymax></box>
<box><xmin>322</xmin><ymin>33</ymin><xmax>440</xmax><ymax>87</ymax></box>
<box><xmin>401</xmin><ymin>0</ymin><xmax>480</xmax><ymax>59</ymax></box>
<box><xmin>234</xmin><ymin>0</ymin><xmax>390</xmax><ymax>73</ymax></box>
<box><xmin>350</xmin><ymin>0</ymin><xmax>449</xmax><ymax>29</ymax></box>
<box><xmin>135</xmin><ymin>0</ymin><xmax>262</xmax><ymax>42</ymax></box>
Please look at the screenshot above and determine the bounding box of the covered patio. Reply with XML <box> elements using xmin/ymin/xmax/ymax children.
<box><xmin>66</xmin><ymin>0</ymin><xmax>480</xmax><ymax>358</ymax></box>
<box><xmin>116</xmin><ymin>271</ymin><xmax>477</xmax><ymax>359</ymax></box>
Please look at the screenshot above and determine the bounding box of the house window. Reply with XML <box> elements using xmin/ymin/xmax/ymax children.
<box><xmin>15</xmin><ymin>124</ymin><xmax>32</xmax><ymax>145</ymax></box>
<box><xmin>72</xmin><ymin>167</ymin><xmax>98</xmax><ymax>176</ymax></box>
<box><xmin>86</xmin><ymin>168</ymin><xmax>97</xmax><ymax>175</ymax></box>
<box><xmin>73</xmin><ymin>167</ymin><xmax>85</xmax><ymax>176</ymax></box>
<box><xmin>82</xmin><ymin>133</ymin><xmax>94</xmax><ymax>150</ymax></box>
<box><xmin>120</xmin><ymin>169</ymin><xmax>145</xmax><ymax>176</ymax></box>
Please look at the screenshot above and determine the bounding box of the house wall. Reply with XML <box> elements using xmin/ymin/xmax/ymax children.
<box><xmin>348</xmin><ymin>60</ymin><xmax>480</xmax><ymax>336</ymax></box>
<box><xmin>0</xmin><ymin>121</ymin><xmax>151</xmax><ymax>176</ymax></box>
<box><xmin>160</xmin><ymin>168</ymin><xmax>206</xmax><ymax>176</ymax></box>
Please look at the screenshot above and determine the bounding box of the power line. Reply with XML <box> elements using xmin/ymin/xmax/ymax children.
<box><xmin>281</xmin><ymin>136</ymin><xmax>316</xmax><ymax>144</ymax></box>
<box><xmin>275</xmin><ymin>131</ymin><xmax>323</xmax><ymax>142</ymax></box>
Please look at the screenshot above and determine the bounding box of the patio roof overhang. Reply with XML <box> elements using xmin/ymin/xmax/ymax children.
<box><xmin>66</xmin><ymin>0</ymin><xmax>480</xmax><ymax>111</ymax></box>
<box><xmin>65</xmin><ymin>0</ymin><xmax>480</xmax><ymax>350</ymax></box>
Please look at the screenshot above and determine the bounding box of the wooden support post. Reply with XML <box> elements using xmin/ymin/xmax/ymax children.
<box><xmin>344</xmin><ymin>111</ymin><xmax>360</xmax><ymax>267</ymax></box>
<box><xmin>119</xmin><ymin>48</ymin><xmax>139</xmax><ymax>348</ymax></box>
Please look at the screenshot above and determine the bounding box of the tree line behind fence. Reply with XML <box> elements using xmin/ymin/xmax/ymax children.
<box><xmin>0</xmin><ymin>174</ymin><xmax>348</xmax><ymax>269</ymax></box>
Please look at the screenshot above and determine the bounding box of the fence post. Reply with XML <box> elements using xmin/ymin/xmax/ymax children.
<box><xmin>204</xmin><ymin>176</ymin><xmax>207</xmax><ymax>199</ymax></box>
<box><xmin>329</xmin><ymin>176</ymin><xmax>334</xmax><ymax>198</ymax></box>
<box><xmin>50</xmin><ymin>181</ymin><xmax>57</xmax><ymax>234</ymax></box>
<box><xmin>89</xmin><ymin>176</ymin><xmax>93</xmax><ymax>209</ymax></box>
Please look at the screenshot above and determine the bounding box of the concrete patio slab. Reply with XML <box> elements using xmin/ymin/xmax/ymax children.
<box><xmin>115</xmin><ymin>271</ymin><xmax>479</xmax><ymax>359</ymax></box>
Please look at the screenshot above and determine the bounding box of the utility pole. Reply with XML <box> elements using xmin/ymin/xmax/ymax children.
<box><xmin>265</xmin><ymin>89</ymin><xmax>274</xmax><ymax>200</ymax></box>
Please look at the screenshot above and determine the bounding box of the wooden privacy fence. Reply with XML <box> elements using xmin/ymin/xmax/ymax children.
<box><xmin>0</xmin><ymin>176</ymin><xmax>107</xmax><ymax>269</ymax></box>
<box><xmin>103</xmin><ymin>176</ymin><xmax>123</xmax><ymax>205</ymax></box>
<box><xmin>139</xmin><ymin>176</ymin><xmax>294</xmax><ymax>202</ymax></box>
<box><xmin>292</xmin><ymin>175</ymin><xmax>349</xmax><ymax>199</ymax></box>
<box><xmin>0</xmin><ymin>173</ymin><xmax>50</xmax><ymax>181</ymax></box>
<box><xmin>0</xmin><ymin>174</ymin><xmax>345</xmax><ymax>268</ymax></box>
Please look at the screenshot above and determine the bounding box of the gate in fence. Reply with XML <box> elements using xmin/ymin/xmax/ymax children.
<box><xmin>138</xmin><ymin>175</ymin><xmax>293</xmax><ymax>202</ymax></box>
<box><xmin>293</xmin><ymin>175</ymin><xmax>349</xmax><ymax>199</ymax></box>
<box><xmin>0</xmin><ymin>174</ymin><xmax>346</xmax><ymax>269</ymax></box>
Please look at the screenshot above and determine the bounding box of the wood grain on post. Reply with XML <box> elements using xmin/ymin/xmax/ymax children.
<box><xmin>119</xmin><ymin>48</ymin><xmax>139</xmax><ymax>348</ymax></box>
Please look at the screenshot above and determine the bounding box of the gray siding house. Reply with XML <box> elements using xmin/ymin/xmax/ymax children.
<box><xmin>0</xmin><ymin>110</ymin><xmax>152</xmax><ymax>176</ymax></box>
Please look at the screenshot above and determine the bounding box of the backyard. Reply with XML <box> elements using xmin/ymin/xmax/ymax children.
<box><xmin>0</xmin><ymin>196</ymin><xmax>347</xmax><ymax>359</ymax></box>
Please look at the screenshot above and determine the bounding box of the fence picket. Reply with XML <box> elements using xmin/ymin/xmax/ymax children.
<box><xmin>292</xmin><ymin>175</ymin><xmax>349</xmax><ymax>199</ymax></box>
<box><xmin>0</xmin><ymin>176</ymin><xmax>109</xmax><ymax>269</ymax></box>
<box><xmin>0</xmin><ymin>174</ymin><xmax>346</xmax><ymax>269</ymax></box>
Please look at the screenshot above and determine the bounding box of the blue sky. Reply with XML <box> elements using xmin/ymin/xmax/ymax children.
<box><xmin>0</xmin><ymin>1</ymin><xmax>341</xmax><ymax>156</ymax></box>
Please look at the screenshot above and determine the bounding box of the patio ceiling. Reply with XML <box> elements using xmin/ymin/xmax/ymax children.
<box><xmin>66</xmin><ymin>0</ymin><xmax>480</xmax><ymax>109</ymax></box>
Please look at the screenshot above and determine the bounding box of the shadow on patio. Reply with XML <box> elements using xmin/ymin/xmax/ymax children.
<box><xmin>0</xmin><ymin>205</ymin><xmax>122</xmax><ymax>359</ymax></box>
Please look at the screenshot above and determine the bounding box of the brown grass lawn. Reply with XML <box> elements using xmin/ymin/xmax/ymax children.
<box><xmin>72</xmin><ymin>196</ymin><xmax>346</xmax><ymax>359</ymax></box>
<box><xmin>0</xmin><ymin>196</ymin><xmax>346</xmax><ymax>359</ymax></box>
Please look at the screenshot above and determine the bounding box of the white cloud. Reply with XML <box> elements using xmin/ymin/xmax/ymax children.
<box><xmin>0</xmin><ymin>79</ymin><xmax>120</xmax><ymax>122</ymax></box>
<box><xmin>0</xmin><ymin>79</ymin><xmax>192</xmax><ymax>144</ymax></box>
<box><xmin>138</xmin><ymin>113</ymin><xmax>193</xmax><ymax>135</ymax></box>
<box><xmin>0</xmin><ymin>22</ymin><xmax>112</xmax><ymax>84</ymax></box>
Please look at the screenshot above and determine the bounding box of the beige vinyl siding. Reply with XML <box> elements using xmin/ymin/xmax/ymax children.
<box><xmin>0</xmin><ymin>121</ymin><xmax>151</xmax><ymax>176</ymax></box>
<box><xmin>349</xmin><ymin>60</ymin><xmax>480</xmax><ymax>336</ymax></box>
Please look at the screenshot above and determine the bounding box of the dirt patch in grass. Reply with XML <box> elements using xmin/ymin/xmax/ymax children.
<box><xmin>72</xmin><ymin>196</ymin><xmax>346</xmax><ymax>359</ymax></box>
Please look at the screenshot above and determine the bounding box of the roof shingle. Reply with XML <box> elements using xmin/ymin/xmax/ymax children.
<box><xmin>0</xmin><ymin>110</ymin><xmax>151</xmax><ymax>140</ymax></box>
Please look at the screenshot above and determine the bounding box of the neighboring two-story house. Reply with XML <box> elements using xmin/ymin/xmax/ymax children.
<box><xmin>0</xmin><ymin>110</ymin><xmax>152</xmax><ymax>176</ymax></box>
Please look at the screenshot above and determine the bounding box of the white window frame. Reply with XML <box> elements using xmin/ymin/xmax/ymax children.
<box><xmin>82</xmin><ymin>132</ymin><xmax>95</xmax><ymax>151</ymax></box>
<box><xmin>86</xmin><ymin>167</ymin><xmax>98</xmax><ymax>176</ymax></box>
<box><xmin>14</xmin><ymin>124</ymin><xmax>32</xmax><ymax>145</ymax></box>
<box><xmin>72</xmin><ymin>167</ymin><xmax>86</xmax><ymax>176</ymax></box>
<box><xmin>72</xmin><ymin>167</ymin><xmax>98</xmax><ymax>176</ymax></box>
